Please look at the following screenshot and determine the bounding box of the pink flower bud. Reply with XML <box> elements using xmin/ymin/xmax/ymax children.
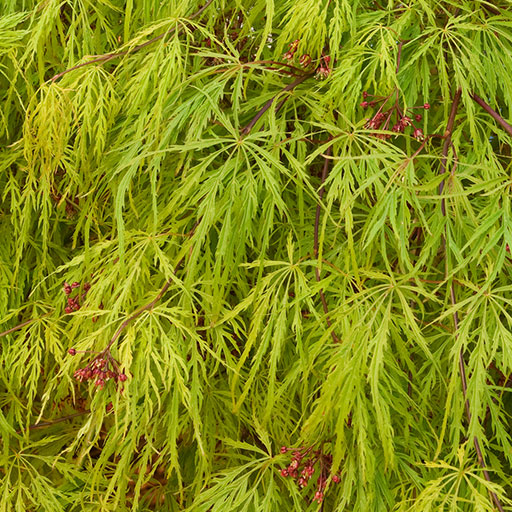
<box><xmin>68</xmin><ymin>348</ymin><xmax>76</xmax><ymax>355</ymax></box>
<box><xmin>423</xmin><ymin>102</ymin><xmax>430</xmax><ymax>109</ymax></box>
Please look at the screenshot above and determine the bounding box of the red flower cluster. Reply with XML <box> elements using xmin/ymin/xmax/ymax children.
<box><xmin>360</xmin><ymin>91</ymin><xmax>430</xmax><ymax>141</ymax></box>
<box><xmin>69</xmin><ymin>350</ymin><xmax>127</xmax><ymax>390</ymax></box>
<box><xmin>282</xmin><ymin>39</ymin><xmax>330</xmax><ymax>76</ymax></box>
<box><xmin>63</xmin><ymin>280</ymin><xmax>91</xmax><ymax>314</ymax></box>
<box><xmin>279</xmin><ymin>445</ymin><xmax>340</xmax><ymax>504</ymax></box>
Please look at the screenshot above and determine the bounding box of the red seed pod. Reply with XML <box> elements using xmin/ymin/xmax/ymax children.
<box><xmin>68</xmin><ymin>348</ymin><xmax>76</xmax><ymax>355</ymax></box>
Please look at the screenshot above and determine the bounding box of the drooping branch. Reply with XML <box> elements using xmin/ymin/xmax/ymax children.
<box><xmin>50</xmin><ymin>0</ymin><xmax>214</xmax><ymax>82</ymax></box>
<box><xmin>440</xmin><ymin>88</ymin><xmax>505</xmax><ymax>512</ymax></box>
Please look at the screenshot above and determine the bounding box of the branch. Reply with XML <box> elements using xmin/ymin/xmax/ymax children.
<box><xmin>241</xmin><ymin>73</ymin><xmax>313</xmax><ymax>135</ymax></box>
<box><xmin>16</xmin><ymin>410</ymin><xmax>90</xmax><ymax>435</ymax></box>
<box><xmin>471</xmin><ymin>93</ymin><xmax>512</xmax><ymax>138</ymax></box>
<box><xmin>50</xmin><ymin>0</ymin><xmax>214</xmax><ymax>82</ymax></box>
<box><xmin>313</xmin><ymin>143</ymin><xmax>340</xmax><ymax>344</ymax></box>
<box><xmin>102</xmin><ymin>277</ymin><xmax>173</xmax><ymax>354</ymax></box>
<box><xmin>440</xmin><ymin>89</ymin><xmax>505</xmax><ymax>512</ymax></box>
<box><xmin>0</xmin><ymin>311</ymin><xmax>52</xmax><ymax>339</ymax></box>
<box><xmin>439</xmin><ymin>88</ymin><xmax>462</xmax><ymax>216</ymax></box>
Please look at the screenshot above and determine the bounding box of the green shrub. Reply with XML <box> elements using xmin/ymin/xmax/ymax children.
<box><xmin>1</xmin><ymin>1</ymin><xmax>512</xmax><ymax>510</ymax></box>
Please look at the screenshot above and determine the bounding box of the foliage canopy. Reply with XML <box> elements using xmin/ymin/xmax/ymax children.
<box><xmin>1</xmin><ymin>0</ymin><xmax>512</xmax><ymax>510</ymax></box>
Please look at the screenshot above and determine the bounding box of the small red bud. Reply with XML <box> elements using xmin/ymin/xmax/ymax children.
<box><xmin>423</xmin><ymin>102</ymin><xmax>430</xmax><ymax>109</ymax></box>
<box><xmin>71</xmin><ymin>282</ymin><xmax>80</xmax><ymax>288</ymax></box>
<box><xmin>280</xmin><ymin>468</ymin><xmax>289</xmax><ymax>477</ymax></box>
<box><xmin>68</xmin><ymin>348</ymin><xmax>76</xmax><ymax>355</ymax></box>
<box><xmin>415</xmin><ymin>114</ymin><xmax>422</xmax><ymax>122</ymax></box>
<box><xmin>280</xmin><ymin>446</ymin><xmax>288</xmax><ymax>454</ymax></box>
<box><xmin>362</xmin><ymin>91</ymin><xmax>368</xmax><ymax>98</ymax></box>
<box><xmin>360</xmin><ymin>101</ymin><xmax>369</xmax><ymax>108</ymax></box>
<box><xmin>118</xmin><ymin>373</ymin><xmax>128</xmax><ymax>382</ymax></box>
<box><xmin>332</xmin><ymin>474</ymin><xmax>341</xmax><ymax>483</ymax></box>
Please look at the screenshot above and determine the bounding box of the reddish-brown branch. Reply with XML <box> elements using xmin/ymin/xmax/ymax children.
<box><xmin>471</xmin><ymin>93</ymin><xmax>512</xmax><ymax>138</ymax></box>
<box><xmin>439</xmin><ymin>88</ymin><xmax>462</xmax><ymax>215</ymax></box>
<box><xmin>241</xmin><ymin>73</ymin><xmax>313</xmax><ymax>135</ymax></box>
<box><xmin>16</xmin><ymin>410</ymin><xmax>90</xmax><ymax>434</ymax></box>
<box><xmin>50</xmin><ymin>0</ymin><xmax>214</xmax><ymax>82</ymax></box>
<box><xmin>0</xmin><ymin>311</ymin><xmax>52</xmax><ymax>339</ymax></box>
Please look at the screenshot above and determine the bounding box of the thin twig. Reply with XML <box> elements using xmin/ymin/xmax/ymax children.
<box><xmin>16</xmin><ymin>410</ymin><xmax>90</xmax><ymax>434</ymax></box>
<box><xmin>103</xmin><ymin>277</ymin><xmax>174</xmax><ymax>353</ymax></box>
<box><xmin>471</xmin><ymin>93</ymin><xmax>512</xmax><ymax>138</ymax></box>
<box><xmin>241</xmin><ymin>73</ymin><xmax>313</xmax><ymax>135</ymax></box>
<box><xmin>102</xmin><ymin>221</ymin><xmax>199</xmax><ymax>354</ymax></box>
<box><xmin>314</xmin><ymin>143</ymin><xmax>340</xmax><ymax>343</ymax></box>
<box><xmin>0</xmin><ymin>311</ymin><xmax>52</xmax><ymax>339</ymax></box>
<box><xmin>440</xmin><ymin>88</ymin><xmax>505</xmax><ymax>512</ymax></box>
<box><xmin>439</xmin><ymin>88</ymin><xmax>462</xmax><ymax>215</ymax></box>
<box><xmin>50</xmin><ymin>0</ymin><xmax>214</xmax><ymax>82</ymax></box>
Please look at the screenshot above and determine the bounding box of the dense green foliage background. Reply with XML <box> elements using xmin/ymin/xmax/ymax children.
<box><xmin>1</xmin><ymin>0</ymin><xmax>512</xmax><ymax>510</ymax></box>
